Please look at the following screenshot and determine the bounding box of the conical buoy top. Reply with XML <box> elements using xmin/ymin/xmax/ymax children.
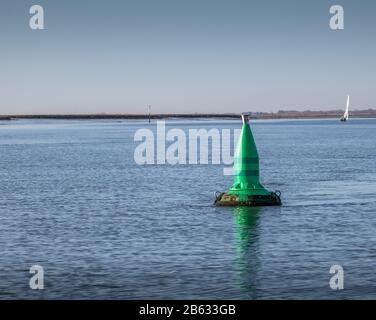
<box><xmin>214</xmin><ymin>113</ymin><xmax>281</xmax><ymax>206</ymax></box>
<box><xmin>228</xmin><ymin>113</ymin><xmax>270</xmax><ymax>198</ymax></box>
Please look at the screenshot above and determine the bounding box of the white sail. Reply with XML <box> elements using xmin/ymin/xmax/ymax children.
<box><xmin>341</xmin><ymin>95</ymin><xmax>350</xmax><ymax>121</ymax></box>
<box><xmin>344</xmin><ymin>95</ymin><xmax>350</xmax><ymax>120</ymax></box>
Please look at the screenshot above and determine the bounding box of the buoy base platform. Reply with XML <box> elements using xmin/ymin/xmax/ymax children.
<box><xmin>214</xmin><ymin>191</ymin><xmax>282</xmax><ymax>207</ymax></box>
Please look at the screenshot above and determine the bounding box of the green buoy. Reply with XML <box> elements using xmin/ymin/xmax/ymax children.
<box><xmin>215</xmin><ymin>113</ymin><xmax>281</xmax><ymax>207</ymax></box>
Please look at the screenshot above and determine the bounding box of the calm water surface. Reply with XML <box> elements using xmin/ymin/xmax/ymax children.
<box><xmin>0</xmin><ymin>118</ymin><xmax>375</xmax><ymax>299</ymax></box>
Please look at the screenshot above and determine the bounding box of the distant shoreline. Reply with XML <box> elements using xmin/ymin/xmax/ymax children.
<box><xmin>1</xmin><ymin>109</ymin><xmax>376</xmax><ymax>121</ymax></box>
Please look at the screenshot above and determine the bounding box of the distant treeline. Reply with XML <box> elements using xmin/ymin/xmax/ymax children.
<box><xmin>1</xmin><ymin>109</ymin><xmax>376</xmax><ymax>120</ymax></box>
<box><xmin>250</xmin><ymin>108</ymin><xmax>376</xmax><ymax>119</ymax></box>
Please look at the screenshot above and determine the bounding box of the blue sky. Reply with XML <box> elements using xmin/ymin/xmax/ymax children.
<box><xmin>1</xmin><ymin>0</ymin><xmax>375</xmax><ymax>114</ymax></box>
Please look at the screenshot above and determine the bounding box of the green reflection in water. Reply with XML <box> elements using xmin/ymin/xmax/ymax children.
<box><xmin>232</xmin><ymin>206</ymin><xmax>262</xmax><ymax>296</ymax></box>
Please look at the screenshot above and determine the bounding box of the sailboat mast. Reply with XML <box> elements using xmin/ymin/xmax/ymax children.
<box><xmin>345</xmin><ymin>95</ymin><xmax>350</xmax><ymax>120</ymax></box>
<box><xmin>340</xmin><ymin>95</ymin><xmax>350</xmax><ymax>122</ymax></box>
